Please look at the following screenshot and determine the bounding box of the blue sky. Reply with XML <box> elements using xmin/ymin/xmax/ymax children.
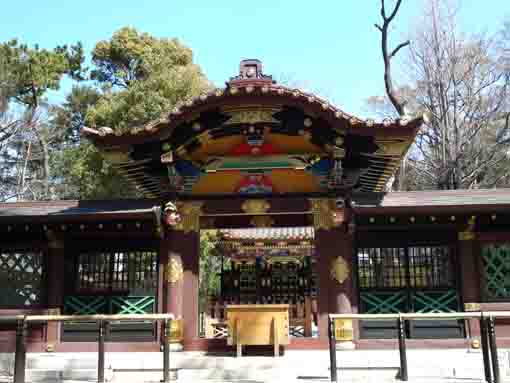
<box><xmin>0</xmin><ymin>1</ymin><xmax>508</xmax><ymax>116</ymax></box>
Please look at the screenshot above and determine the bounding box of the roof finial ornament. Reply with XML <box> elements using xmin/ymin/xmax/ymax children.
<box><xmin>228</xmin><ymin>59</ymin><xmax>275</xmax><ymax>86</ymax></box>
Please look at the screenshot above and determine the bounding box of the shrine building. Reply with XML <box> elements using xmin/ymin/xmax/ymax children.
<box><xmin>1</xmin><ymin>59</ymin><xmax>510</xmax><ymax>353</ymax></box>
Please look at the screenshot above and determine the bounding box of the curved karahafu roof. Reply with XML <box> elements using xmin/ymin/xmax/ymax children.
<box><xmin>83</xmin><ymin>59</ymin><xmax>423</xmax><ymax>198</ymax></box>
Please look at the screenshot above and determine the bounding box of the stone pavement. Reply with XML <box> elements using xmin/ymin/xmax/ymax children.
<box><xmin>1</xmin><ymin>349</ymin><xmax>509</xmax><ymax>383</ymax></box>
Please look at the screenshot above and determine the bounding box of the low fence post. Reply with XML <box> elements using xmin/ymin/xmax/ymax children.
<box><xmin>328</xmin><ymin>316</ymin><xmax>337</xmax><ymax>382</ymax></box>
<box><xmin>162</xmin><ymin>318</ymin><xmax>171</xmax><ymax>383</ymax></box>
<box><xmin>397</xmin><ymin>316</ymin><xmax>408</xmax><ymax>381</ymax></box>
<box><xmin>98</xmin><ymin>319</ymin><xmax>106</xmax><ymax>383</ymax></box>
<box><xmin>14</xmin><ymin>317</ymin><xmax>27</xmax><ymax>383</ymax></box>
<box><xmin>487</xmin><ymin>316</ymin><xmax>500</xmax><ymax>383</ymax></box>
<box><xmin>480</xmin><ymin>316</ymin><xmax>492</xmax><ymax>383</ymax></box>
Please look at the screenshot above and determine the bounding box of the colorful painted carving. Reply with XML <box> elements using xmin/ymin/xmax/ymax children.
<box><xmin>236</xmin><ymin>174</ymin><xmax>274</xmax><ymax>194</ymax></box>
<box><xmin>157</xmin><ymin>103</ymin><xmax>353</xmax><ymax>195</ymax></box>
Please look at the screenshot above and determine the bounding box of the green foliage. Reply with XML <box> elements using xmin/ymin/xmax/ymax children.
<box><xmin>87</xmin><ymin>65</ymin><xmax>208</xmax><ymax>131</ymax></box>
<box><xmin>199</xmin><ymin>231</ymin><xmax>222</xmax><ymax>311</ymax></box>
<box><xmin>91</xmin><ymin>27</ymin><xmax>193</xmax><ymax>88</ymax></box>
<box><xmin>50</xmin><ymin>142</ymin><xmax>139</xmax><ymax>199</ymax></box>
<box><xmin>50</xmin><ymin>27</ymin><xmax>210</xmax><ymax>199</ymax></box>
<box><xmin>0</xmin><ymin>39</ymin><xmax>84</xmax><ymax>107</ymax></box>
<box><xmin>86</xmin><ymin>27</ymin><xmax>210</xmax><ymax>132</ymax></box>
<box><xmin>52</xmin><ymin>85</ymin><xmax>101</xmax><ymax>145</ymax></box>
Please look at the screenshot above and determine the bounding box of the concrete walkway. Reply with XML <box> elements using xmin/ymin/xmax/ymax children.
<box><xmin>1</xmin><ymin>348</ymin><xmax>509</xmax><ymax>383</ymax></box>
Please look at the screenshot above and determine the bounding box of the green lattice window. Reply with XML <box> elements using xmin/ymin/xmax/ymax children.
<box><xmin>64</xmin><ymin>249</ymin><xmax>159</xmax><ymax>316</ymax></box>
<box><xmin>412</xmin><ymin>290</ymin><xmax>458</xmax><ymax>313</ymax></box>
<box><xmin>0</xmin><ymin>250</ymin><xmax>45</xmax><ymax>307</ymax></box>
<box><xmin>357</xmin><ymin>244</ymin><xmax>460</xmax><ymax>314</ymax></box>
<box><xmin>64</xmin><ymin>295</ymin><xmax>156</xmax><ymax>315</ymax></box>
<box><xmin>357</xmin><ymin>244</ymin><xmax>462</xmax><ymax>339</ymax></box>
<box><xmin>482</xmin><ymin>244</ymin><xmax>510</xmax><ymax>300</ymax></box>
<box><xmin>360</xmin><ymin>291</ymin><xmax>407</xmax><ymax>314</ymax></box>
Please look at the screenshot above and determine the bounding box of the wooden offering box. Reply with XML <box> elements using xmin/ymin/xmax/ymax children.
<box><xmin>226</xmin><ymin>304</ymin><xmax>289</xmax><ymax>357</ymax></box>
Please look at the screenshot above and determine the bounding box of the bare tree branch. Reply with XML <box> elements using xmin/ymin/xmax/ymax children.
<box><xmin>369</xmin><ymin>0</ymin><xmax>510</xmax><ymax>190</ymax></box>
<box><xmin>376</xmin><ymin>0</ymin><xmax>409</xmax><ymax>117</ymax></box>
<box><xmin>391</xmin><ymin>41</ymin><xmax>411</xmax><ymax>58</ymax></box>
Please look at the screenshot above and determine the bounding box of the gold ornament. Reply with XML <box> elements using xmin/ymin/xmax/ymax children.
<box><xmin>330</xmin><ymin>256</ymin><xmax>350</xmax><ymax>284</ymax></box>
<box><xmin>464</xmin><ymin>302</ymin><xmax>481</xmax><ymax>312</ymax></box>
<box><xmin>459</xmin><ymin>215</ymin><xmax>477</xmax><ymax>241</ymax></box>
<box><xmin>173</xmin><ymin>202</ymin><xmax>203</xmax><ymax>233</ymax></box>
<box><xmin>167</xmin><ymin>319</ymin><xmax>184</xmax><ymax>343</ymax></box>
<box><xmin>242</xmin><ymin>199</ymin><xmax>271</xmax><ymax>215</ymax></box>
<box><xmin>458</xmin><ymin>231</ymin><xmax>476</xmax><ymax>241</ymax></box>
<box><xmin>225</xmin><ymin>108</ymin><xmax>279</xmax><ymax>125</ymax></box>
<box><xmin>334</xmin><ymin>319</ymin><xmax>354</xmax><ymax>341</ymax></box>
<box><xmin>309</xmin><ymin>198</ymin><xmax>339</xmax><ymax>231</ymax></box>
<box><xmin>167</xmin><ymin>257</ymin><xmax>183</xmax><ymax>284</ymax></box>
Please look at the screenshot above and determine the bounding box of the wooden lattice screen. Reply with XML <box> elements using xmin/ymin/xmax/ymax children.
<box><xmin>357</xmin><ymin>244</ymin><xmax>463</xmax><ymax>339</ymax></box>
<box><xmin>65</xmin><ymin>250</ymin><xmax>158</xmax><ymax>315</ymax></box>
<box><xmin>482</xmin><ymin>244</ymin><xmax>510</xmax><ymax>300</ymax></box>
<box><xmin>63</xmin><ymin>249</ymin><xmax>159</xmax><ymax>342</ymax></box>
<box><xmin>0</xmin><ymin>250</ymin><xmax>44</xmax><ymax>307</ymax></box>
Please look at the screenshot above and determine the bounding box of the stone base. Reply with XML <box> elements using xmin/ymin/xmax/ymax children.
<box><xmin>336</xmin><ymin>341</ymin><xmax>356</xmax><ymax>350</ymax></box>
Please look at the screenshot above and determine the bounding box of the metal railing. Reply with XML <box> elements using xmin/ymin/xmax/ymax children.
<box><xmin>0</xmin><ymin>313</ymin><xmax>175</xmax><ymax>383</ymax></box>
<box><xmin>328</xmin><ymin>311</ymin><xmax>509</xmax><ymax>383</ymax></box>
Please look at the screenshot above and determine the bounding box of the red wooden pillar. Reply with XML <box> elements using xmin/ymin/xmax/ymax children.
<box><xmin>312</xmin><ymin>200</ymin><xmax>356</xmax><ymax>347</ymax></box>
<box><xmin>181</xmin><ymin>231</ymin><xmax>200</xmax><ymax>345</ymax></box>
<box><xmin>458</xmin><ymin>231</ymin><xmax>481</xmax><ymax>340</ymax></box>
<box><xmin>316</xmin><ymin>227</ymin><xmax>356</xmax><ymax>345</ymax></box>
<box><xmin>46</xmin><ymin>238</ymin><xmax>65</xmax><ymax>348</ymax></box>
<box><xmin>164</xmin><ymin>229</ymin><xmax>199</xmax><ymax>348</ymax></box>
<box><xmin>161</xmin><ymin>233</ymin><xmax>184</xmax><ymax>320</ymax></box>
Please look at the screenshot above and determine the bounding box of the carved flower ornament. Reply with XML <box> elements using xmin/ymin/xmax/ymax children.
<box><xmin>330</xmin><ymin>256</ymin><xmax>350</xmax><ymax>284</ymax></box>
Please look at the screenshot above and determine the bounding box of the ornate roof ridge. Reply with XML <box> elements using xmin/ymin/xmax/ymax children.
<box><xmin>83</xmin><ymin>81</ymin><xmax>424</xmax><ymax>140</ymax></box>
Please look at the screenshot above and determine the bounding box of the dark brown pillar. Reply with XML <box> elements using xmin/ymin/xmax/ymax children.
<box><xmin>311</xmin><ymin>199</ymin><xmax>356</xmax><ymax>346</ymax></box>
<box><xmin>164</xmin><ymin>231</ymin><xmax>185</xmax><ymax>320</ymax></box>
<box><xmin>316</xmin><ymin>227</ymin><xmax>356</xmax><ymax>344</ymax></box>
<box><xmin>164</xmin><ymin>228</ymin><xmax>199</xmax><ymax>348</ymax></box>
<box><xmin>459</xmin><ymin>231</ymin><xmax>481</xmax><ymax>339</ymax></box>
<box><xmin>46</xmin><ymin>238</ymin><xmax>65</xmax><ymax>347</ymax></box>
